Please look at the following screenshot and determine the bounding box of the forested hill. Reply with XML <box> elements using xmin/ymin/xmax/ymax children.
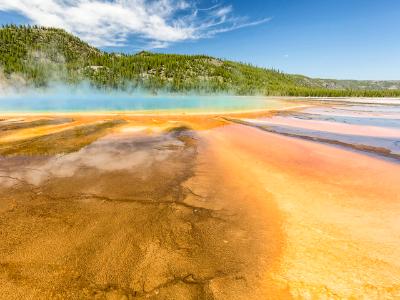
<box><xmin>1</xmin><ymin>25</ymin><xmax>399</xmax><ymax>97</ymax></box>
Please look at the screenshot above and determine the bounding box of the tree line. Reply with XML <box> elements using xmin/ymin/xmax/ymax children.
<box><xmin>1</xmin><ymin>25</ymin><xmax>399</xmax><ymax>97</ymax></box>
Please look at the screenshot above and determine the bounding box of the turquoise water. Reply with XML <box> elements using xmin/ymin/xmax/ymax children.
<box><xmin>0</xmin><ymin>94</ymin><xmax>286</xmax><ymax>113</ymax></box>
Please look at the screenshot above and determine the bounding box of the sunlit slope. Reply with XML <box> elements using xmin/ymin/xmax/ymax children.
<box><xmin>1</xmin><ymin>25</ymin><xmax>400</xmax><ymax>97</ymax></box>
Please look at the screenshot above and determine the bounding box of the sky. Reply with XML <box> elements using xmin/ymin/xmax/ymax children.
<box><xmin>0</xmin><ymin>0</ymin><xmax>399</xmax><ymax>80</ymax></box>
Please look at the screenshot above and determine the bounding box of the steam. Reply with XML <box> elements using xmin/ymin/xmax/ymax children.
<box><xmin>0</xmin><ymin>46</ymin><xmax>246</xmax><ymax>113</ymax></box>
<box><xmin>0</xmin><ymin>42</ymin><xmax>254</xmax><ymax>98</ymax></box>
<box><xmin>0</xmin><ymin>67</ymin><xmax>28</xmax><ymax>94</ymax></box>
<box><xmin>0</xmin><ymin>83</ymin><xmax>275</xmax><ymax>114</ymax></box>
<box><xmin>0</xmin><ymin>46</ymin><xmax>268</xmax><ymax>113</ymax></box>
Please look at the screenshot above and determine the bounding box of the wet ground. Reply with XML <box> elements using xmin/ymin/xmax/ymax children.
<box><xmin>0</xmin><ymin>99</ymin><xmax>400</xmax><ymax>299</ymax></box>
<box><xmin>237</xmin><ymin>103</ymin><xmax>400</xmax><ymax>160</ymax></box>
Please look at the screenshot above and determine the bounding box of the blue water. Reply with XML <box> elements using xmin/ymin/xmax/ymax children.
<box><xmin>0</xmin><ymin>94</ymin><xmax>285</xmax><ymax>113</ymax></box>
<box><xmin>291</xmin><ymin>112</ymin><xmax>400</xmax><ymax>128</ymax></box>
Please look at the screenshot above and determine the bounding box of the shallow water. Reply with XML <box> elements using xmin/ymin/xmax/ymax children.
<box><xmin>301</xmin><ymin>106</ymin><xmax>400</xmax><ymax>119</ymax></box>
<box><xmin>239</xmin><ymin>102</ymin><xmax>400</xmax><ymax>160</ymax></box>
<box><xmin>285</xmin><ymin>112</ymin><xmax>400</xmax><ymax>128</ymax></box>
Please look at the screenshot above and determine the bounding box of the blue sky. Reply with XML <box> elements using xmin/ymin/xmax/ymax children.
<box><xmin>0</xmin><ymin>0</ymin><xmax>399</xmax><ymax>80</ymax></box>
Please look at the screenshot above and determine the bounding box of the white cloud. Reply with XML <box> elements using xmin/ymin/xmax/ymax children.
<box><xmin>0</xmin><ymin>0</ymin><xmax>270</xmax><ymax>49</ymax></box>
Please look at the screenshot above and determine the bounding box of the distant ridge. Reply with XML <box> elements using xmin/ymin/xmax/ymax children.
<box><xmin>1</xmin><ymin>25</ymin><xmax>399</xmax><ymax>97</ymax></box>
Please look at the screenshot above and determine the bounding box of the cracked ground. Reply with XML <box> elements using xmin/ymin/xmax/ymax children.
<box><xmin>0</xmin><ymin>116</ymin><xmax>284</xmax><ymax>299</ymax></box>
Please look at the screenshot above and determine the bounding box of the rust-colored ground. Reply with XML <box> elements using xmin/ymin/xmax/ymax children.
<box><xmin>0</xmin><ymin>106</ymin><xmax>399</xmax><ymax>299</ymax></box>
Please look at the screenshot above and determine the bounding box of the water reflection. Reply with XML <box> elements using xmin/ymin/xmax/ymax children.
<box><xmin>239</xmin><ymin>103</ymin><xmax>400</xmax><ymax>160</ymax></box>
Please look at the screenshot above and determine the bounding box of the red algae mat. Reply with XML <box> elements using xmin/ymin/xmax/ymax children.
<box><xmin>203</xmin><ymin>123</ymin><xmax>400</xmax><ymax>298</ymax></box>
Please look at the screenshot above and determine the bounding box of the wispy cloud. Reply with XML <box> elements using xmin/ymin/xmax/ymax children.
<box><xmin>0</xmin><ymin>0</ymin><xmax>270</xmax><ymax>49</ymax></box>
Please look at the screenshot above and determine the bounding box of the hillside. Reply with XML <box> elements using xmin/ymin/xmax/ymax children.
<box><xmin>1</xmin><ymin>25</ymin><xmax>399</xmax><ymax>97</ymax></box>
